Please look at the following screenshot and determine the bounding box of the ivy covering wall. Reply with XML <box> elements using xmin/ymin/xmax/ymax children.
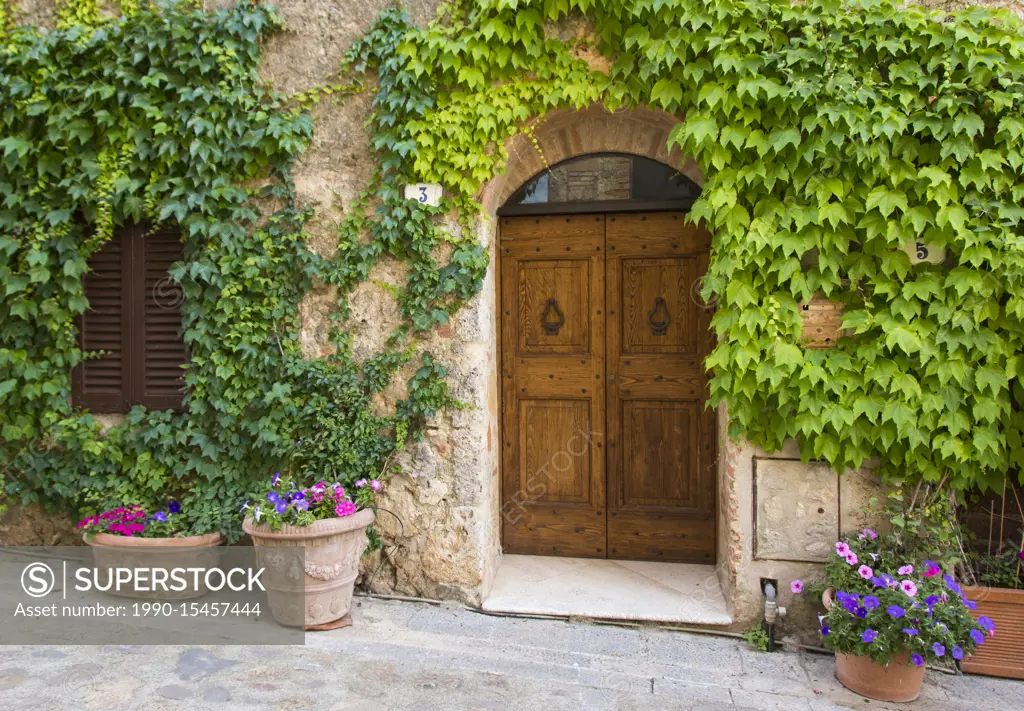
<box><xmin>397</xmin><ymin>0</ymin><xmax>1024</xmax><ymax>491</ymax></box>
<box><xmin>1</xmin><ymin>0</ymin><xmax>1022</xmax><ymax>541</ymax></box>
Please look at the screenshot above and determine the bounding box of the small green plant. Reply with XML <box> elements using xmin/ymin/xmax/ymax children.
<box><xmin>968</xmin><ymin>547</ymin><xmax>1024</xmax><ymax>590</ymax></box>
<box><xmin>742</xmin><ymin>622</ymin><xmax>770</xmax><ymax>652</ymax></box>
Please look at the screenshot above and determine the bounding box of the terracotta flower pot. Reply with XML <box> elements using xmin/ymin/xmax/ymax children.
<box><xmin>822</xmin><ymin>588</ymin><xmax>925</xmax><ymax>701</ymax></box>
<box><xmin>83</xmin><ymin>531</ymin><xmax>223</xmax><ymax>600</ymax></box>
<box><xmin>962</xmin><ymin>586</ymin><xmax>1024</xmax><ymax>680</ymax></box>
<box><xmin>835</xmin><ymin>651</ymin><xmax>925</xmax><ymax>703</ymax></box>
<box><xmin>243</xmin><ymin>508</ymin><xmax>374</xmax><ymax>628</ymax></box>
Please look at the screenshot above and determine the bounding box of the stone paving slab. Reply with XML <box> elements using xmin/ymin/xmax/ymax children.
<box><xmin>0</xmin><ymin>596</ymin><xmax>1020</xmax><ymax>710</ymax></box>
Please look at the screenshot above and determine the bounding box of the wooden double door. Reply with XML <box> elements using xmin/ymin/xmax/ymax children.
<box><xmin>499</xmin><ymin>213</ymin><xmax>716</xmax><ymax>564</ymax></box>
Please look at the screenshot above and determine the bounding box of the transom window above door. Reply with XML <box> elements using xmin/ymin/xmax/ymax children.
<box><xmin>499</xmin><ymin>154</ymin><xmax>702</xmax><ymax>216</ymax></box>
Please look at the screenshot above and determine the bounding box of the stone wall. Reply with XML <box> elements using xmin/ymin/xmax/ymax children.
<box><xmin>3</xmin><ymin>0</ymin><xmax>1018</xmax><ymax>629</ymax></box>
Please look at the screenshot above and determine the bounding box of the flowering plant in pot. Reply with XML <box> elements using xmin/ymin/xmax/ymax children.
<box><xmin>77</xmin><ymin>500</ymin><xmax>222</xmax><ymax>600</ymax></box>
<box><xmin>815</xmin><ymin>527</ymin><xmax>992</xmax><ymax>702</ymax></box>
<box><xmin>241</xmin><ymin>472</ymin><xmax>381</xmax><ymax>629</ymax></box>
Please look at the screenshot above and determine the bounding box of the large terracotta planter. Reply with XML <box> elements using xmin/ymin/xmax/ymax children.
<box><xmin>835</xmin><ymin>651</ymin><xmax>925</xmax><ymax>703</ymax></box>
<box><xmin>83</xmin><ymin>531</ymin><xmax>223</xmax><ymax>600</ymax></box>
<box><xmin>243</xmin><ymin>508</ymin><xmax>374</xmax><ymax>628</ymax></box>
<box><xmin>962</xmin><ymin>586</ymin><xmax>1024</xmax><ymax>680</ymax></box>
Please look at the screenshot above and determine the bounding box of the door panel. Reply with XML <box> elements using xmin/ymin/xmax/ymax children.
<box><xmin>606</xmin><ymin>213</ymin><xmax>716</xmax><ymax>564</ymax></box>
<box><xmin>500</xmin><ymin>215</ymin><xmax>607</xmax><ymax>557</ymax></box>
<box><xmin>499</xmin><ymin>211</ymin><xmax>715</xmax><ymax>563</ymax></box>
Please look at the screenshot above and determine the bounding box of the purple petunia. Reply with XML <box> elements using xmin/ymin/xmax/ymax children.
<box><xmin>856</xmin><ymin>607</ymin><xmax>868</xmax><ymax>619</ymax></box>
<box><xmin>291</xmin><ymin>490</ymin><xmax>305</xmax><ymax>501</ymax></box>
<box><xmin>820</xmin><ymin>625</ymin><xmax>830</xmax><ymax>637</ymax></box>
<box><xmin>911</xmin><ymin>653</ymin><xmax>924</xmax><ymax>667</ymax></box>
<box><xmin>964</xmin><ymin>599</ymin><xmax>978</xmax><ymax>610</ymax></box>
<box><xmin>295</xmin><ymin>499</ymin><xmax>309</xmax><ymax>512</ymax></box>
<box><xmin>275</xmin><ymin>501</ymin><xmax>288</xmax><ymax>515</ymax></box>
<box><xmin>902</xmin><ymin>628</ymin><xmax>919</xmax><ymax>636</ymax></box>
<box><xmin>267</xmin><ymin>491</ymin><xmax>281</xmax><ymax>504</ymax></box>
<box><xmin>952</xmin><ymin>646</ymin><xmax>964</xmax><ymax>661</ymax></box>
<box><xmin>862</xmin><ymin>629</ymin><xmax>877</xmax><ymax>643</ymax></box>
<box><xmin>153</xmin><ymin>511</ymin><xmax>167</xmax><ymax>522</ymax></box>
<box><xmin>932</xmin><ymin>643</ymin><xmax>945</xmax><ymax>657</ymax></box>
<box><xmin>168</xmin><ymin>500</ymin><xmax>181</xmax><ymax>514</ymax></box>
<box><xmin>272</xmin><ymin>472</ymin><xmax>281</xmax><ymax>488</ymax></box>
<box><xmin>887</xmin><ymin>605</ymin><xmax>905</xmax><ymax>619</ymax></box>
<box><xmin>978</xmin><ymin>616</ymin><xmax>996</xmax><ymax>632</ymax></box>
<box><xmin>871</xmin><ymin>576</ymin><xmax>888</xmax><ymax>589</ymax></box>
<box><xmin>863</xmin><ymin>596</ymin><xmax>880</xmax><ymax>610</ymax></box>
<box><xmin>970</xmin><ymin>629</ymin><xmax>985</xmax><ymax>644</ymax></box>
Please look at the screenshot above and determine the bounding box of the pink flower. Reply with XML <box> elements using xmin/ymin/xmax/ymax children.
<box><xmin>858</xmin><ymin>565</ymin><xmax>874</xmax><ymax>580</ymax></box>
<box><xmin>901</xmin><ymin>580</ymin><xmax>918</xmax><ymax>597</ymax></box>
<box><xmin>898</xmin><ymin>565</ymin><xmax>914</xmax><ymax>575</ymax></box>
<box><xmin>836</xmin><ymin>542</ymin><xmax>850</xmax><ymax>556</ymax></box>
<box><xmin>862</xmin><ymin>528</ymin><xmax>878</xmax><ymax>541</ymax></box>
<box><xmin>334</xmin><ymin>501</ymin><xmax>357</xmax><ymax>517</ymax></box>
<box><xmin>922</xmin><ymin>561</ymin><xmax>940</xmax><ymax>577</ymax></box>
<box><xmin>355</xmin><ymin>479</ymin><xmax>368</xmax><ymax>488</ymax></box>
<box><xmin>790</xmin><ymin>580</ymin><xmax>804</xmax><ymax>594</ymax></box>
<box><xmin>845</xmin><ymin>552</ymin><xmax>859</xmax><ymax>566</ymax></box>
<box><xmin>370</xmin><ymin>479</ymin><xmax>382</xmax><ymax>492</ymax></box>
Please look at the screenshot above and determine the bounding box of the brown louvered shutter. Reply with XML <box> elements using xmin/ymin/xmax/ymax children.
<box><xmin>72</xmin><ymin>229</ymin><xmax>131</xmax><ymax>411</ymax></box>
<box><xmin>136</xmin><ymin>224</ymin><xmax>187</xmax><ymax>410</ymax></box>
<box><xmin>73</xmin><ymin>223</ymin><xmax>186</xmax><ymax>412</ymax></box>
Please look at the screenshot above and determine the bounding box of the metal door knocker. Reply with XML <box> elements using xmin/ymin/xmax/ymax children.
<box><xmin>648</xmin><ymin>297</ymin><xmax>670</xmax><ymax>336</ymax></box>
<box><xmin>541</xmin><ymin>298</ymin><xmax>565</xmax><ymax>335</ymax></box>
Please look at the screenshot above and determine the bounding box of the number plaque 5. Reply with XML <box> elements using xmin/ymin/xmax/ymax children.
<box><xmin>903</xmin><ymin>240</ymin><xmax>945</xmax><ymax>265</ymax></box>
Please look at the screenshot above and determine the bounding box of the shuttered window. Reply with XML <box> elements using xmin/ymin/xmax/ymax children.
<box><xmin>72</xmin><ymin>223</ymin><xmax>187</xmax><ymax>412</ymax></box>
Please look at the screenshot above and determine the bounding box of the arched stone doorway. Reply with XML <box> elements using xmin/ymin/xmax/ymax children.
<box><xmin>477</xmin><ymin>105</ymin><xmax>732</xmax><ymax>624</ymax></box>
<box><xmin>481</xmin><ymin>105</ymin><xmax>704</xmax><ymax>214</ymax></box>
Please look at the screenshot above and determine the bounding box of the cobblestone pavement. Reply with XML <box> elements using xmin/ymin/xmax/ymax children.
<box><xmin>1</xmin><ymin>596</ymin><xmax>1021</xmax><ymax>710</ymax></box>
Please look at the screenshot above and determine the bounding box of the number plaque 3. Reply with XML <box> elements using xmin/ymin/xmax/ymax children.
<box><xmin>404</xmin><ymin>183</ymin><xmax>443</xmax><ymax>207</ymax></box>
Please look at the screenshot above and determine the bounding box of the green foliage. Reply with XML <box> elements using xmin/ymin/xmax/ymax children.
<box><xmin>0</xmin><ymin>1</ymin><xmax>481</xmax><ymax>541</ymax></box>
<box><xmin>0</xmin><ymin>1</ymin><xmax>317</xmax><ymax>538</ymax></box>
<box><xmin>5</xmin><ymin>0</ymin><xmax>1024</xmax><ymax>543</ymax></box>
<box><xmin>399</xmin><ymin>0</ymin><xmax>1024</xmax><ymax>492</ymax></box>
<box><xmin>968</xmin><ymin>546</ymin><xmax>1024</xmax><ymax>589</ymax></box>
<box><xmin>742</xmin><ymin>622</ymin><xmax>770</xmax><ymax>652</ymax></box>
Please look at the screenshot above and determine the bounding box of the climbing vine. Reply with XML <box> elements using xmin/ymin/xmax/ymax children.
<box><xmin>0</xmin><ymin>0</ymin><xmax>462</xmax><ymax>539</ymax></box>
<box><xmin>387</xmin><ymin>0</ymin><xmax>1024</xmax><ymax>491</ymax></box>
<box><xmin>2</xmin><ymin>0</ymin><xmax>1024</xmax><ymax>543</ymax></box>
